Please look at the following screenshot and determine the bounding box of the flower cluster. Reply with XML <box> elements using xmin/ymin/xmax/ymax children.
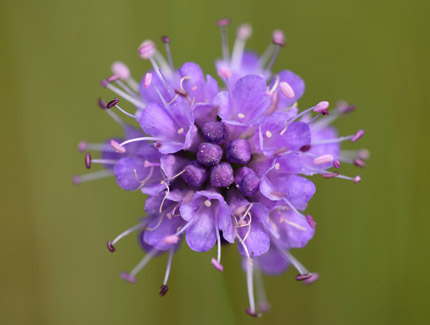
<box><xmin>75</xmin><ymin>19</ymin><xmax>367</xmax><ymax>317</ymax></box>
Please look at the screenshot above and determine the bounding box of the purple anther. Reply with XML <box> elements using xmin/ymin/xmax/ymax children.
<box><xmin>107</xmin><ymin>241</ymin><xmax>116</xmax><ymax>252</ymax></box>
<box><xmin>279</xmin><ymin>81</ymin><xmax>295</xmax><ymax>99</ymax></box>
<box><xmin>161</xmin><ymin>35</ymin><xmax>170</xmax><ymax>43</ymax></box>
<box><xmin>159</xmin><ymin>284</ymin><xmax>169</xmax><ymax>296</ymax></box>
<box><xmin>211</xmin><ymin>258</ymin><xmax>224</xmax><ymax>272</ymax></box>
<box><xmin>100</xmin><ymin>80</ymin><xmax>109</xmax><ymax>88</ymax></box>
<box><xmin>258</xmin><ymin>302</ymin><xmax>271</xmax><ymax>313</ymax></box>
<box><xmin>85</xmin><ymin>152</ymin><xmax>91</xmax><ymax>169</ymax></box>
<box><xmin>210</xmin><ymin>162</ymin><xmax>234</xmax><ymax>188</ymax></box>
<box><xmin>107</xmin><ymin>75</ymin><xmax>119</xmax><ymax>83</ymax></box>
<box><xmin>120</xmin><ymin>272</ymin><xmax>137</xmax><ymax>283</ymax></box>
<box><xmin>354</xmin><ymin>175</ymin><xmax>361</xmax><ymax>184</ymax></box>
<box><xmin>338</xmin><ymin>104</ymin><xmax>356</xmax><ymax>114</ymax></box>
<box><xmin>322</xmin><ymin>171</ymin><xmax>339</xmax><ymax>178</ymax></box>
<box><xmin>314</xmin><ymin>101</ymin><xmax>329</xmax><ymax>115</ymax></box>
<box><xmin>72</xmin><ymin>175</ymin><xmax>81</xmax><ymax>185</ymax></box>
<box><xmin>238</xmin><ymin>172</ymin><xmax>260</xmax><ymax>197</ymax></box>
<box><xmin>218</xmin><ymin>67</ymin><xmax>232</xmax><ymax>79</ymax></box>
<box><xmin>106</xmin><ymin>97</ymin><xmax>119</xmax><ymax>109</ymax></box>
<box><xmin>358</xmin><ymin>149</ymin><xmax>370</xmax><ymax>160</ymax></box>
<box><xmin>202</xmin><ymin>122</ymin><xmax>228</xmax><ymax>145</ymax></box>
<box><xmin>138</xmin><ymin>40</ymin><xmax>156</xmax><ymax>59</ymax></box>
<box><xmin>305</xmin><ymin>215</ymin><xmax>316</xmax><ymax>229</ymax></box>
<box><xmin>216</xmin><ymin>18</ymin><xmax>231</xmax><ymax>26</ymax></box>
<box><xmin>237</xmin><ymin>23</ymin><xmax>252</xmax><ymax>39</ymax></box>
<box><xmin>295</xmin><ymin>273</ymin><xmax>313</xmax><ymax>281</ymax></box>
<box><xmin>300</xmin><ymin>144</ymin><xmax>311</xmax><ymax>152</ymax></box>
<box><xmin>144</xmin><ymin>72</ymin><xmax>152</xmax><ymax>89</ymax></box>
<box><xmin>333</xmin><ymin>159</ymin><xmax>341</xmax><ymax>169</ymax></box>
<box><xmin>226</xmin><ymin>139</ymin><xmax>251</xmax><ymax>165</ymax></box>
<box><xmin>78</xmin><ymin>141</ymin><xmax>87</xmax><ymax>152</ymax></box>
<box><xmin>111</xmin><ymin>61</ymin><xmax>130</xmax><ymax>80</ymax></box>
<box><xmin>181</xmin><ymin>162</ymin><xmax>208</xmax><ymax>188</ymax></box>
<box><xmin>175</xmin><ymin>88</ymin><xmax>188</xmax><ymax>97</ymax></box>
<box><xmin>197</xmin><ymin>143</ymin><xmax>223</xmax><ymax>167</ymax></box>
<box><xmin>351</xmin><ymin>129</ymin><xmax>365</xmax><ymax>142</ymax></box>
<box><xmin>353</xmin><ymin>159</ymin><xmax>366</xmax><ymax>168</ymax></box>
<box><xmin>246</xmin><ymin>308</ymin><xmax>262</xmax><ymax>318</ymax></box>
<box><xmin>313</xmin><ymin>154</ymin><xmax>334</xmax><ymax>165</ymax></box>
<box><xmin>303</xmin><ymin>273</ymin><xmax>319</xmax><ymax>285</ymax></box>
<box><xmin>98</xmin><ymin>98</ymin><xmax>108</xmax><ymax>109</ymax></box>
<box><xmin>163</xmin><ymin>235</ymin><xmax>180</xmax><ymax>245</ymax></box>
<box><xmin>110</xmin><ymin>140</ymin><xmax>126</xmax><ymax>154</ymax></box>
<box><xmin>272</xmin><ymin>29</ymin><xmax>285</xmax><ymax>46</ymax></box>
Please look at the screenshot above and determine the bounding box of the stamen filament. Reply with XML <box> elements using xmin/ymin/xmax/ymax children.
<box><xmin>163</xmin><ymin>248</ymin><xmax>174</xmax><ymax>285</ymax></box>
<box><xmin>105</xmin><ymin>83</ymin><xmax>145</xmax><ymax>109</ymax></box>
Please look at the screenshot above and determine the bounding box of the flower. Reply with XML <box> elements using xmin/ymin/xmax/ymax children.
<box><xmin>74</xmin><ymin>19</ymin><xmax>367</xmax><ymax>316</ymax></box>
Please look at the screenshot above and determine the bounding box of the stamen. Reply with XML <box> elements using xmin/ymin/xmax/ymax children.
<box><xmin>138</xmin><ymin>40</ymin><xmax>156</xmax><ymax>59</ymax></box>
<box><xmin>159</xmin><ymin>182</ymin><xmax>170</xmax><ymax>213</ymax></box>
<box><xmin>351</xmin><ymin>129</ymin><xmax>365</xmax><ymax>142</ymax></box>
<box><xmin>279</xmin><ymin>81</ymin><xmax>295</xmax><ymax>99</ymax></box>
<box><xmin>211</xmin><ymin>258</ymin><xmax>223</xmax><ymax>272</ymax></box>
<box><xmin>264</xmin><ymin>30</ymin><xmax>285</xmax><ymax>72</ymax></box>
<box><xmin>314</xmin><ymin>101</ymin><xmax>329</xmax><ymax>115</ymax></box>
<box><xmin>265</xmin><ymin>91</ymin><xmax>279</xmax><ymax>116</ymax></box>
<box><xmin>204</xmin><ymin>199</ymin><xmax>212</xmax><ymax>208</ymax></box>
<box><xmin>107</xmin><ymin>222</ymin><xmax>147</xmax><ymax>252</ymax></box>
<box><xmin>91</xmin><ymin>158</ymin><xmax>118</xmax><ymax>166</ymax></box>
<box><xmin>111</xmin><ymin>61</ymin><xmax>130</xmax><ymax>80</ymax></box>
<box><xmin>116</xmin><ymin>136</ymin><xmax>162</xmax><ymax>150</ymax></box>
<box><xmin>111</xmin><ymin>102</ymin><xmax>137</xmax><ymax>119</ymax></box>
<box><xmin>311</xmin><ymin>134</ymin><xmax>355</xmax><ymax>145</ymax></box>
<box><xmin>305</xmin><ymin>215</ymin><xmax>316</xmax><ymax>229</ymax></box>
<box><xmin>217</xmin><ymin>18</ymin><xmax>231</xmax><ymax>61</ymax></box>
<box><xmin>333</xmin><ymin>159</ymin><xmax>341</xmax><ymax>168</ymax></box>
<box><xmin>161</xmin><ymin>36</ymin><xmax>175</xmax><ymax>71</ymax></box>
<box><xmin>218</xmin><ymin>67</ymin><xmax>232</xmax><ymax>79</ymax></box>
<box><xmin>353</xmin><ymin>159</ymin><xmax>366</xmax><ymax>168</ymax></box>
<box><xmin>160</xmin><ymin>248</ymin><xmax>174</xmax><ymax>296</ymax></box>
<box><xmin>163</xmin><ymin>235</ymin><xmax>180</xmax><ymax>244</ymax></box>
<box><xmin>121</xmin><ymin>249</ymin><xmax>157</xmax><ymax>283</ymax></box>
<box><xmin>98</xmin><ymin>98</ymin><xmax>108</xmax><ymax>109</ymax></box>
<box><xmin>85</xmin><ymin>152</ymin><xmax>91</xmax><ymax>169</ymax></box>
<box><xmin>254</xmin><ymin>267</ymin><xmax>271</xmax><ymax>313</ymax></box>
<box><xmin>322</xmin><ymin>171</ymin><xmax>339</xmax><ymax>178</ymax></box>
<box><xmin>143</xmin><ymin>72</ymin><xmax>152</xmax><ymax>89</ymax></box>
<box><xmin>231</xmin><ymin>23</ymin><xmax>252</xmax><ymax>70</ymax></box>
<box><xmin>245</xmin><ymin>261</ymin><xmax>262</xmax><ymax>318</ymax></box>
<box><xmin>238</xmin><ymin>113</ymin><xmax>245</xmax><ymax>119</ymax></box>
<box><xmin>72</xmin><ymin>169</ymin><xmax>114</xmax><ymax>185</ymax></box>
<box><xmin>103</xmin><ymin>82</ymin><xmax>145</xmax><ymax>109</ymax></box>
<box><xmin>110</xmin><ymin>140</ymin><xmax>126</xmax><ymax>153</ymax></box>
<box><xmin>313</xmin><ymin>154</ymin><xmax>334</xmax><ymax>165</ymax></box>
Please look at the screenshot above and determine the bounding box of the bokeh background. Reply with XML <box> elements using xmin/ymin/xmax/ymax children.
<box><xmin>1</xmin><ymin>0</ymin><xmax>429</xmax><ymax>324</ymax></box>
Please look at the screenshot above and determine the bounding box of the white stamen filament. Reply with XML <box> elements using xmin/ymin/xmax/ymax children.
<box><xmin>73</xmin><ymin>170</ymin><xmax>114</xmax><ymax>183</ymax></box>
<box><xmin>246</xmin><ymin>261</ymin><xmax>256</xmax><ymax>314</ymax></box>
<box><xmin>112</xmin><ymin>222</ymin><xmax>147</xmax><ymax>246</ymax></box>
<box><xmin>129</xmin><ymin>249</ymin><xmax>157</xmax><ymax>277</ymax></box>
<box><xmin>163</xmin><ymin>248</ymin><xmax>174</xmax><ymax>285</ymax></box>
<box><xmin>105</xmin><ymin>83</ymin><xmax>145</xmax><ymax>109</ymax></box>
<box><xmin>311</xmin><ymin>134</ymin><xmax>354</xmax><ymax>145</ymax></box>
<box><xmin>91</xmin><ymin>159</ymin><xmax>118</xmax><ymax>165</ymax></box>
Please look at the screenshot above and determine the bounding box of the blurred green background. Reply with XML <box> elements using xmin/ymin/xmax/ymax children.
<box><xmin>1</xmin><ymin>0</ymin><xmax>429</xmax><ymax>324</ymax></box>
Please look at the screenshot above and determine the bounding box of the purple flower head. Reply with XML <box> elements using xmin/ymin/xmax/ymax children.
<box><xmin>75</xmin><ymin>20</ymin><xmax>367</xmax><ymax>316</ymax></box>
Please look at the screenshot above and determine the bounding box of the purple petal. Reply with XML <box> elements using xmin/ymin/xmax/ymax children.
<box><xmin>255</xmin><ymin>246</ymin><xmax>290</xmax><ymax>275</ymax></box>
<box><xmin>237</xmin><ymin>218</ymin><xmax>270</xmax><ymax>258</ymax></box>
<box><xmin>143</xmin><ymin>215</ymin><xmax>184</xmax><ymax>251</ymax></box>
<box><xmin>273</xmin><ymin>210</ymin><xmax>315</xmax><ymax>248</ymax></box>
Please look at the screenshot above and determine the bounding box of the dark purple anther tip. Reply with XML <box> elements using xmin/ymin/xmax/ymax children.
<box><xmin>210</xmin><ymin>162</ymin><xmax>234</xmax><ymax>188</ymax></box>
<box><xmin>159</xmin><ymin>284</ymin><xmax>169</xmax><ymax>296</ymax></box>
<box><xmin>305</xmin><ymin>215</ymin><xmax>316</xmax><ymax>229</ymax></box>
<box><xmin>197</xmin><ymin>143</ymin><xmax>223</xmax><ymax>167</ymax></box>
<box><xmin>245</xmin><ymin>308</ymin><xmax>262</xmax><ymax>318</ymax></box>
<box><xmin>174</xmin><ymin>88</ymin><xmax>188</xmax><ymax>97</ymax></box>
<box><xmin>300</xmin><ymin>144</ymin><xmax>311</xmax><ymax>152</ymax></box>
<box><xmin>217</xmin><ymin>18</ymin><xmax>231</xmax><ymax>27</ymax></box>
<box><xmin>120</xmin><ymin>272</ymin><xmax>137</xmax><ymax>283</ymax></box>
<box><xmin>181</xmin><ymin>162</ymin><xmax>208</xmax><ymax>188</ymax></box>
<box><xmin>107</xmin><ymin>241</ymin><xmax>116</xmax><ymax>252</ymax></box>
<box><xmin>295</xmin><ymin>273</ymin><xmax>313</xmax><ymax>281</ymax></box>
<box><xmin>303</xmin><ymin>273</ymin><xmax>319</xmax><ymax>285</ymax></box>
<box><xmin>98</xmin><ymin>98</ymin><xmax>108</xmax><ymax>109</ymax></box>
<box><xmin>322</xmin><ymin>171</ymin><xmax>339</xmax><ymax>178</ymax></box>
<box><xmin>85</xmin><ymin>152</ymin><xmax>91</xmax><ymax>169</ymax></box>
<box><xmin>106</xmin><ymin>97</ymin><xmax>119</xmax><ymax>109</ymax></box>
<box><xmin>333</xmin><ymin>159</ymin><xmax>341</xmax><ymax>169</ymax></box>
<box><xmin>161</xmin><ymin>35</ymin><xmax>170</xmax><ymax>43</ymax></box>
<box><xmin>201</xmin><ymin>122</ymin><xmax>228</xmax><ymax>145</ymax></box>
<box><xmin>226</xmin><ymin>139</ymin><xmax>251</xmax><ymax>165</ymax></box>
<box><xmin>238</xmin><ymin>172</ymin><xmax>260</xmax><ymax>197</ymax></box>
<box><xmin>353</xmin><ymin>159</ymin><xmax>365</xmax><ymax>168</ymax></box>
